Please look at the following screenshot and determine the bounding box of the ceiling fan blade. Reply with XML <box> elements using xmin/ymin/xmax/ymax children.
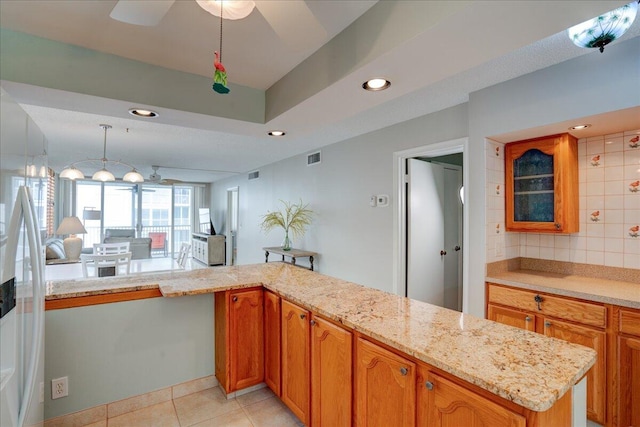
<box><xmin>255</xmin><ymin>1</ymin><xmax>327</xmax><ymax>51</ymax></box>
<box><xmin>110</xmin><ymin>0</ymin><xmax>175</xmax><ymax>26</ymax></box>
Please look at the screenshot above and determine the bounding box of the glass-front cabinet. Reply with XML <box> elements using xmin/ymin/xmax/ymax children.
<box><xmin>505</xmin><ymin>133</ymin><xmax>579</xmax><ymax>233</ymax></box>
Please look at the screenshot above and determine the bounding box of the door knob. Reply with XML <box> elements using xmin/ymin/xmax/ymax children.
<box><xmin>440</xmin><ymin>250</ymin><xmax>447</xmax><ymax>256</ymax></box>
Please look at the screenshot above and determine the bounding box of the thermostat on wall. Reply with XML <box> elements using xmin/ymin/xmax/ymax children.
<box><xmin>376</xmin><ymin>195</ymin><xmax>389</xmax><ymax>207</ymax></box>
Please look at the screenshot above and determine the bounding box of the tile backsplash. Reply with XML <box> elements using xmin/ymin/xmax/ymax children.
<box><xmin>486</xmin><ymin>129</ymin><xmax>640</xmax><ymax>270</ymax></box>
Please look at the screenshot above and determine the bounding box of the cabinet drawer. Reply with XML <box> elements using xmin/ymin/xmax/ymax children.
<box><xmin>619</xmin><ymin>308</ymin><xmax>640</xmax><ymax>337</ymax></box>
<box><xmin>487</xmin><ymin>284</ymin><xmax>606</xmax><ymax>328</ymax></box>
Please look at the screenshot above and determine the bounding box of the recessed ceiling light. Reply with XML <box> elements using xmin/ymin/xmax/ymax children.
<box><xmin>569</xmin><ymin>124</ymin><xmax>591</xmax><ymax>130</ymax></box>
<box><xmin>268</xmin><ymin>130</ymin><xmax>286</xmax><ymax>136</ymax></box>
<box><xmin>129</xmin><ymin>108</ymin><xmax>159</xmax><ymax>118</ymax></box>
<box><xmin>362</xmin><ymin>78</ymin><xmax>391</xmax><ymax>91</ymax></box>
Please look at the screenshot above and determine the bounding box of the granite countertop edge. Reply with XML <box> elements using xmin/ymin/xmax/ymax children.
<box><xmin>46</xmin><ymin>263</ymin><xmax>596</xmax><ymax>412</ymax></box>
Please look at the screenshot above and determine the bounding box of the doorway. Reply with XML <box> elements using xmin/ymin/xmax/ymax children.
<box><xmin>226</xmin><ymin>187</ymin><xmax>239</xmax><ymax>265</ymax></box>
<box><xmin>393</xmin><ymin>138</ymin><xmax>469</xmax><ymax>312</ymax></box>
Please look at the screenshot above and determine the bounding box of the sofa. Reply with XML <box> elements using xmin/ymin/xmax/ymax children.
<box><xmin>103</xmin><ymin>229</ymin><xmax>151</xmax><ymax>259</ymax></box>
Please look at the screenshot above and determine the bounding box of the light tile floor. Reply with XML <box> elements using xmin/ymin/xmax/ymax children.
<box><xmin>97</xmin><ymin>387</ymin><xmax>303</xmax><ymax>427</ymax></box>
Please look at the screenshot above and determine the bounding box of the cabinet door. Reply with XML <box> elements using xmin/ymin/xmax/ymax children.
<box><xmin>618</xmin><ymin>336</ymin><xmax>640</xmax><ymax>427</ymax></box>
<box><xmin>264</xmin><ymin>290</ymin><xmax>281</xmax><ymax>396</ymax></box>
<box><xmin>543</xmin><ymin>318</ymin><xmax>605</xmax><ymax>424</ymax></box>
<box><xmin>229</xmin><ymin>289</ymin><xmax>264</xmax><ymax>391</ymax></box>
<box><xmin>505</xmin><ymin>133</ymin><xmax>578</xmax><ymax>233</ymax></box>
<box><xmin>355</xmin><ymin>337</ymin><xmax>415</xmax><ymax>427</ymax></box>
<box><xmin>420</xmin><ymin>369</ymin><xmax>525</xmax><ymax>427</ymax></box>
<box><xmin>311</xmin><ymin>316</ymin><xmax>352</xmax><ymax>427</ymax></box>
<box><xmin>281</xmin><ymin>300</ymin><xmax>310</xmax><ymax>425</ymax></box>
<box><xmin>487</xmin><ymin>304</ymin><xmax>536</xmax><ymax>332</ymax></box>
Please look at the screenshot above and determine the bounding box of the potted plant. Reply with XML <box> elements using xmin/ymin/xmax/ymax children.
<box><xmin>261</xmin><ymin>200</ymin><xmax>313</xmax><ymax>251</ymax></box>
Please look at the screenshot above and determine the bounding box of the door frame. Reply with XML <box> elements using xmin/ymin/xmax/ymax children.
<box><xmin>226</xmin><ymin>186</ymin><xmax>239</xmax><ymax>266</ymax></box>
<box><xmin>393</xmin><ymin>137</ymin><xmax>470</xmax><ymax>312</ymax></box>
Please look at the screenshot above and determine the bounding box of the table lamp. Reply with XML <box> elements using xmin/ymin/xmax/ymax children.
<box><xmin>56</xmin><ymin>216</ymin><xmax>87</xmax><ymax>260</ymax></box>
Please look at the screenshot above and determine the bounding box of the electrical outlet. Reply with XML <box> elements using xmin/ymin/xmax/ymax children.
<box><xmin>51</xmin><ymin>377</ymin><xmax>68</xmax><ymax>399</ymax></box>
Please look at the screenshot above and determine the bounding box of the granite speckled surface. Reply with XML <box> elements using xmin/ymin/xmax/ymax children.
<box><xmin>46</xmin><ymin>263</ymin><xmax>596</xmax><ymax>412</ymax></box>
<box><xmin>486</xmin><ymin>270</ymin><xmax>640</xmax><ymax>309</ymax></box>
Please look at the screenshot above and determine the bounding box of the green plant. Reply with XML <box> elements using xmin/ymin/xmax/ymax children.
<box><xmin>261</xmin><ymin>199</ymin><xmax>314</xmax><ymax>239</ymax></box>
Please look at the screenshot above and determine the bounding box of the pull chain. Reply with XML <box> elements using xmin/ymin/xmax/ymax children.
<box><xmin>219</xmin><ymin>0</ymin><xmax>223</xmax><ymax>62</ymax></box>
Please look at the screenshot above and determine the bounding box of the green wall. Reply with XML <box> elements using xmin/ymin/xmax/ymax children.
<box><xmin>44</xmin><ymin>294</ymin><xmax>214</xmax><ymax>419</ymax></box>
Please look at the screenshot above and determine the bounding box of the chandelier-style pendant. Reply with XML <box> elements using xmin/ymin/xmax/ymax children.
<box><xmin>568</xmin><ymin>1</ymin><xmax>638</xmax><ymax>53</ymax></box>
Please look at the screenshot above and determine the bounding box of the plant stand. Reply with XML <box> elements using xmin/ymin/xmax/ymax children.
<box><xmin>263</xmin><ymin>247</ymin><xmax>317</xmax><ymax>271</ymax></box>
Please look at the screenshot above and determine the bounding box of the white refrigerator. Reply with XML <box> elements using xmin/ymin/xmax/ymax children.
<box><xmin>1</xmin><ymin>187</ymin><xmax>45</xmax><ymax>427</ymax></box>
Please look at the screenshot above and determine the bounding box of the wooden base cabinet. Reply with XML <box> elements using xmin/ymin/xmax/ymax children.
<box><xmin>618</xmin><ymin>307</ymin><xmax>640</xmax><ymax>427</ymax></box>
<box><xmin>542</xmin><ymin>318</ymin><xmax>605</xmax><ymax>424</ymax></box>
<box><xmin>264</xmin><ymin>290</ymin><xmax>281</xmax><ymax>397</ymax></box>
<box><xmin>281</xmin><ymin>299</ymin><xmax>311</xmax><ymax>425</ymax></box>
<box><xmin>311</xmin><ymin>316</ymin><xmax>352</xmax><ymax>427</ymax></box>
<box><xmin>214</xmin><ymin>288</ymin><xmax>264</xmax><ymax>394</ymax></box>
<box><xmin>418</xmin><ymin>367</ymin><xmax>526</xmax><ymax>427</ymax></box>
<box><xmin>487</xmin><ymin>283</ymin><xmax>606</xmax><ymax>425</ymax></box>
<box><xmin>355</xmin><ymin>337</ymin><xmax>416</xmax><ymax>427</ymax></box>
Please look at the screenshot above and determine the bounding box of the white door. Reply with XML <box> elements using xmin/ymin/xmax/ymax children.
<box><xmin>406</xmin><ymin>159</ymin><xmax>445</xmax><ymax>306</ymax></box>
<box><xmin>406</xmin><ymin>159</ymin><xmax>462</xmax><ymax>310</ymax></box>
<box><xmin>442</xmin><ymin>166</ymin><xmax>462</xmax><ymax>311</ymax></box>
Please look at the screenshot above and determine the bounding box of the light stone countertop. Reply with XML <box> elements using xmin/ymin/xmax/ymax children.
<box><xmin>46</xmin><ymin>263</ymin><xmax>596</xmax><ymax>413</ymax></box>
<box><xmin>486</xmin><ymin>269</ymin><xmax>640</xmax><ymax>309</ymax></box>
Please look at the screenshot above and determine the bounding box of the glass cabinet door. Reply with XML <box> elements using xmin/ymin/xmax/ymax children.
<box><xmin>513</xmin><ymin>149</ymin><xmax>554</xmax><ymax>222</ymax></box>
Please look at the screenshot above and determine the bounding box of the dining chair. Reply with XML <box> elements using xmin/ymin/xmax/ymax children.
<box><xmin>177</xmin><ymin>243</ymin><xmax>191</xmax><ymax>269</ymax></box>
<box><xmin>148</xmin><ymin>232</ymin><xmax>168</xmax><ymax>257</ymax></box>
<box><xmin>81</xmin><ymin>242</ymin><xmax>132</xmax><ymax>277</ymax></box>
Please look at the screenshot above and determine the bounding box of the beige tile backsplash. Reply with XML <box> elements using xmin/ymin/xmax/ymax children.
<box><xmin>486</xmin><ymin>129</ymin><xmax>640</xmax><ymax>270</ymax></box>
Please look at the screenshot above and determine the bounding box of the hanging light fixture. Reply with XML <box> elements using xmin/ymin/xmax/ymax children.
<box><xmin>567</xmin><ymin>1</ymin><xmax>638</xmax><ymax>53</ymax></box>
<box><xmin>59</xmin><ymin>124</ymin><xmax>144</xmax><ymax>183</ymax></box>
<box><xmin>195</xmin><ymin>0</ymin><xmax>255</xmax><ymax>20</ymax></box>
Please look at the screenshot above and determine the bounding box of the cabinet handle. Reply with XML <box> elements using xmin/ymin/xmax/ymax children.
<box><xmin>300</xmin><ymin>313</ymin><xmax>306</xmax><ymax>320</ymax></box>
<box><xmin>232</xmin><ymin>296</ymin><xmax>238</xmax><ymax>302</ymax></box>
<box><xmin>310</xmin><ymin>320</ymin><xmax>316</xmax><ymax>326</ymax></box>
<box><xmin>554</xmin><ymin>223</ymin><xmax>561</xmax><ymax>230</ymax></box>
<box><xmin>399</xmin><ymin>367</ymin><xmax>408</xmax><ymax>376</ymax></box>
<box><xmin>525</xmin><ymin>316</ymin><xmax>531</xmax><ymax>322</ymax></box>
<box><xmin>544</xmin><ymin>321</ymin><xmax>552</xmax><ymax>328</ymax></box>
<box><xmin>534</xmin><ymin>295</ymin><xmax>543</xmax><ymax>311</ymax></box>
<box><xmin>440</xmin><ymin>250</ymin><xmax>447</xmax><ymax>256</ymax></box>
<box><xmin>425</xmin><ymin>381</ymin><xmax>434</xmax><ymax>390</ymax></box>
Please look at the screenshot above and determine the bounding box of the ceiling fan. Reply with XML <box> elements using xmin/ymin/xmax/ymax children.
<box><xmin>148</xmin><ymin>165</ymin><xmax>184</xmax><ymax>185</ymax></box>
<box><xmin>109</xmin><ymin>0</ymin><xmax>327</xmax><ymax>51</ymax></box>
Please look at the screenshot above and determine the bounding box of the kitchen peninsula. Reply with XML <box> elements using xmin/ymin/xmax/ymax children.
<box><xmin>46</xmin><ymin>263</ymin><xmax>595</xmax><ymax>426</ymax></box>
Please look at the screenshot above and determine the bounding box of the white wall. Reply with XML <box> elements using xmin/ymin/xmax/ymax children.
<box><xmin>212</xmin><ymin>104</ymin><xmax>469</xmax><ymax>291</ymax></box>
<box><xmin>213</xmin><ymin>36</ymin><xmax>640</xmax><ymax>316</ymax></box>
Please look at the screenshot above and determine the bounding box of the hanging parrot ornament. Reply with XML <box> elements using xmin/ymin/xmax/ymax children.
<box><xmin>212</xmin><ymin>51</ymin><xmax>230</xmax><ymax>94</ymax></box>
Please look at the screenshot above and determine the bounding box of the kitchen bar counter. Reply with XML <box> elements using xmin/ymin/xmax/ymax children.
<box><xmin>46</xmin><ymin>263</ymin><xmax>596</xmax><ymax>412</ymax></box>
<box><xmin>486</xmin><ymin>269</ymin><xmax>640</xmax><ymax>309</ymax></box>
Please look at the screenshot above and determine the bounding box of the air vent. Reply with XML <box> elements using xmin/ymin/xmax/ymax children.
<box><xmin>248</xmin><ymin>170</ymin><xmax>260</xmax><ymax>180</ymax></box>
<box><xmin>307</xmin><ymin>151</ymin><xmax>321</xmax><ymax>166</ymax></box>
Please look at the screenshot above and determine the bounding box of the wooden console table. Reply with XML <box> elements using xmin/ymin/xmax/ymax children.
<box><xmin>263</xmin><ymin>247</ymin><xmax>316</xmax><ymax>271</ymax></box>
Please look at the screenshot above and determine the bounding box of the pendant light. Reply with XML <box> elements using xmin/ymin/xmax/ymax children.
<box><xmin>59</xmin><ymin>124</ymin><xmax>144</xmax><ymax>183</ymax></box>
<box><xmin>568</xmin><ymin>1</ymin><xmax>638</xmax><ymax>53</ymax></box>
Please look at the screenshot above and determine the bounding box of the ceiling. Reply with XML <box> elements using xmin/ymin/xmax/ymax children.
<box><xmin>1</xmin><ymin>0</ymin><xmax>639</xmax><ymax>183</ymax></box>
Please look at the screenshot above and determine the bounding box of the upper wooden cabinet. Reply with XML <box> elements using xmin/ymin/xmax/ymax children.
<box><xmin>505</xmin><ymin>133</ymin><xmax>579</xmax><ymax>233</ymax></box>
<box><xmin>214</xmin><ymin>287</ymin><xmax>264</xmax><ymax>394</ymax></box>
